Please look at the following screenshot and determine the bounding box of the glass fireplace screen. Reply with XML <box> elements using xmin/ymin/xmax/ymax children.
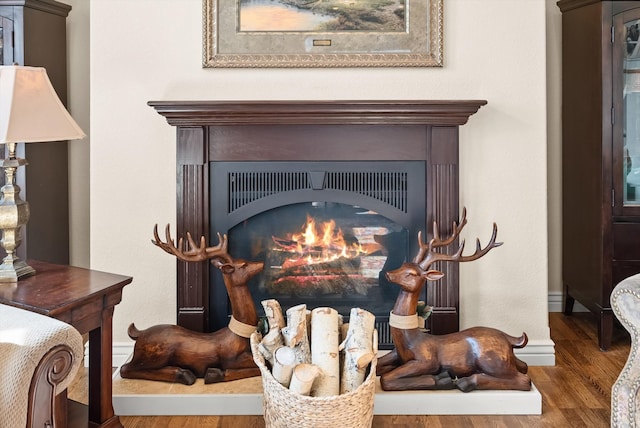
<box><xmin>229</xmin><ymin>201</ymin><xmax>408</xmax><ymax>317</ymax></box>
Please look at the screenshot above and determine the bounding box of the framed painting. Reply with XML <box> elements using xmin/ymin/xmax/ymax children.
<box><xmin>203</xmin><ymin>0</ymin><xmax>443</xmax><ymax>68</ymax></box>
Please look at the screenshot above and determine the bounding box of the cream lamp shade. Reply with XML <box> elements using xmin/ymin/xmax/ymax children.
<box><xmin>0</xmin><ymin>65</ymin><xmax>84</xmax><ymax>282</ymax></box>
<box><xmin>0</xmin><ymin>65</ymin><xmax>85</xmax><ymax>144</ymax></box>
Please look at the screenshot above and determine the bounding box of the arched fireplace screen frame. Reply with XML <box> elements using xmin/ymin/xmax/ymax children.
<box><xmin>211</xmin><ymin>161</ymin><xmax>425</xmax><ymax>232</ymax></box>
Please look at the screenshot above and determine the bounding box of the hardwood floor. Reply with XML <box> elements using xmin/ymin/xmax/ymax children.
<box><xmin>69</xmin><ymin>312</ymin><xmax>631</xmax><ymax>427</ymax></box>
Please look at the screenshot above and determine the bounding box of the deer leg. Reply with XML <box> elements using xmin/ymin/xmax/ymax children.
<box><xmin>515</xmin><ymin>357</ymin><xmax>528</xmax><ymax>374</ymax></box>
<box><xmin>205</xmin><ymin>366</ymin><xmax>262</xmax><ymax>384</ymax></box>
<box><xmin>204</xmin><ymin>368</ymin><xmax>224</xmax><ymax>383</ymax></box>
<box><xmin>205</xmin><ymin>352</ymin><xmax>260</xmax><ymax>383</ymax></box>
<box><xmin>380</xmin><ymin>360</ymin><xmax>453</xmax><ymax>391</ymax></box>
<box><xmin>435</xmin><ymin>370</ymin><xmax>452</xmax><ymax>381</ymax></box>
<box><xmin>119</xmin><ymin>364</ymin><xmax>197</xmax><ymax>385</ymax></box>
<box><xmin>376</xmin><ymin>349</ymin><xmax>400</xmax><ymax>376</ymax></box>
<box><xmin>456</xmin><ymin>372</ymin><xmax>531</xmax><ymax>392</ymax></box>
<box><xmin>224</xmin><ymin>367</ymin><xmax>261</xmax><ymax>382</ymax></box>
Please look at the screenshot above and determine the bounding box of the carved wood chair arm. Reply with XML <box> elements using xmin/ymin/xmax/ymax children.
<box><xmin>0</xmin><ymin>304</ymin><xmax>84</xmax><ymax>428</ymax></box>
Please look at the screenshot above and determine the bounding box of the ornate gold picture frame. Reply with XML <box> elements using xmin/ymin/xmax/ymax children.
<box><xmin>203</xmin><ymin>0</ymin><xmax>443</xmax><ymax>68</ymax></box>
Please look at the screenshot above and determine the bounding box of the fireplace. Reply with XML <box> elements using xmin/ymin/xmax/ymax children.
<box><xmin>149</xmin><ymin>100</ymin><xmax>486</xmax><ymax>347</ymax></box>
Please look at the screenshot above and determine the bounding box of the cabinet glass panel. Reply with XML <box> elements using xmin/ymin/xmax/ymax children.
<box><xmin>624</xmin><ymin>18</ymin><xmax>640</xmax><ymax>206</ymax></box>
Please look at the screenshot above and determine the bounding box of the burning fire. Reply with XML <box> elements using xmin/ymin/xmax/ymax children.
<box><xmin>267</xmin><ymin>214</ymin><xmax>391</xmax><ymax>296</ymax></box>
<box><xmin>272</xmin><ymin>215</ymin><xmax>372</xmax><ymax>267</ymax></box>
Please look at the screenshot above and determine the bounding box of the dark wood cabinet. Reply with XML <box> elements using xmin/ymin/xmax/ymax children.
<box><xmin>558</xmin><ymin>0</ymin><xmax>640</xmax><ymax>350</ymax></box>
<box><xmin>0</xmin><ymin>0</ymin><xmax>71</xmax><ymax>265</ymax></box>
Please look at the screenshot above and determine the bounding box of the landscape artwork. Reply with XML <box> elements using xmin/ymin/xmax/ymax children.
<box><xmin>203</xmin><ymin>0</ymin><xmax>443</xmax><ymax>68</ymax></box>
<box><xmin>239</xmin><ymin>0</ymin><xmax>407</xmax><ymax>32</ymax></box>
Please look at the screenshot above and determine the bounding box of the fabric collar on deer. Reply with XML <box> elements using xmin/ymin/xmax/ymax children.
<box><xmin>388</xmin><ymin>311</ymin><xmax>422</xmax><ymax>330</ymax></box>
<box><xmin>228</xmin><ymin>315</ymin><xmax>257</xmax><ymax>338</ymax></box>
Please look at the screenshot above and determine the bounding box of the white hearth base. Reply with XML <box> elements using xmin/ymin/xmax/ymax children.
<box><xmin>112</xmin><ymin>369</ymin><xmax>542</xmax><ymax>416</ymax></box>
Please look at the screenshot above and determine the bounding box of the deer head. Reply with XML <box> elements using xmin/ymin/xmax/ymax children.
<box><xmin>386</xmin><ymin>208</ymin><xmax>502</xmax><ymax>293</ymax></box>
<box><xmin>214</xmin><ymin>258</ymin><xmax>265</xmax><ymax>287</ymax></box>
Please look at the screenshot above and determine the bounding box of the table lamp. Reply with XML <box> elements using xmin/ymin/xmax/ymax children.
<box><xmin>0</xmin><ymin>65</ymin><xmax>85</xmax><ymax>282</ymax></box>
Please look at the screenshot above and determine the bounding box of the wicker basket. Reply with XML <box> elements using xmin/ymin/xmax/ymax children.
<box><xmin>250</xmin><ymin>329</ymin><xmax>378</xmax><ymax>428</ymax></box>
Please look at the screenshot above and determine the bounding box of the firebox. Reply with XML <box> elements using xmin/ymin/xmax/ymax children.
<box><xmin>210</xmin><ymin>161</ymin><xmax>425</xmax><ymax>348</ymax></box>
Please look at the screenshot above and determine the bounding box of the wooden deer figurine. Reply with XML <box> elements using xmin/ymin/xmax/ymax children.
<box><xmin>377</xmin><ymin>209</ymin><xmax>531</xmax><ymax>392</ymax></box>
<box><xmin>119</xmin><ymin>225</ymin><xmax>262</xmax><ymax>385</ymax></box>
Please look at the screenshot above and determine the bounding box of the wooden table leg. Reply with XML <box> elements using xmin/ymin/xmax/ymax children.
<box><xmin>88</xmin><ymin>306</ymin><xmax>123</xmax><ymax>428</ymax></box>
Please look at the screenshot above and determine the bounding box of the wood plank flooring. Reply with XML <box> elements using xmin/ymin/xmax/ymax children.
<box><xmin>69</xmin><ymin>312</ymin><xmax>631</xmax><ymax>427</ymax></box>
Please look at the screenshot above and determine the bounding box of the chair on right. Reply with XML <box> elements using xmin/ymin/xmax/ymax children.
<box><xmin>611</xmin><ymin>273</ymin><xmax>640</xmax><ymax>427</ymax></box>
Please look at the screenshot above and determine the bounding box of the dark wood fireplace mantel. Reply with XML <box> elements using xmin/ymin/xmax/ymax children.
<box><xmin>149</xmin><ymin>100</ymin><xmax>486</xmax><ymax>126</ymax></box>
<box><xmin>150</xmin><ymin>100</ymin><xmax>486</xmax><ymax>335</ymax></box>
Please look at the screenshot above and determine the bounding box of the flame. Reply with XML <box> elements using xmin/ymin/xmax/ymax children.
<box><xmin>275</xmin><ymin>215</ymin><xmax>367</xmax><ymax>264</ymax></box>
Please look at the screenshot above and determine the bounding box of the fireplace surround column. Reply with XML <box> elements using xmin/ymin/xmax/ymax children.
<box><xmin>149</xmin><ymin>100</ymin><xmax>486</xmax><ymax>335</ymax></box>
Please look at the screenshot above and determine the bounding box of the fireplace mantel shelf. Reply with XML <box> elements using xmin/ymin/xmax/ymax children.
<box><xmin>148</xmin><ymin>100</ymin><xmax>487</xmax><ymax>126</ymax></box>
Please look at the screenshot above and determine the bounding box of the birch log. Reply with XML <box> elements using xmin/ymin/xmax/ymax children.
<box><xmin>340</xmin><ymin>307</ymin><xmax>375</xmax><ymax>394</ymax></box>
<box><xmin>340</xmin><ymin>322</ymin><xmax>349</xmax><ymax>344</ymax></box>
<box><xmin>289</xmin><ymin>364</ymin><xmax>321</xmax><ymax>396</ymax></box>
<box><xmin>262</xmin><ymin>299</ymin><xmax>285</xmax><ymax>331</ymax></box>
<box><xmin>282</xmin><ymin>303</ymin><xmax>311</xmax><ymax>364</ymax></box>
<box><xmin>310</xmin><ymin>307</ymin><xmax>341</xmax><ymax>397</ymax></box>
<box><xmin>339</xmin><ymin>321</ymin><xmax>349</xmax><ymax>383</ymax></box>
<box><xmin>272</xmin><ymin>346</ymin><xmax>296</xmax><ymax>387</ymax></box>
<box><xmin>259</xmin><ymin>327</ymin><xmax>283</xmax><ymax>366</ymax></box>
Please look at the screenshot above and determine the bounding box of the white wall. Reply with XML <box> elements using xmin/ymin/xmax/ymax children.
<box><xmin>89</xmin><ymin>0</ymin><xmax>553</xmax><ymax>349</ymax></box>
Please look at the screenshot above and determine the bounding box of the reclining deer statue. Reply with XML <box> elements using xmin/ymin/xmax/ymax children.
<box><xmin>377</xmin><ymin>208</ymin><xmax>531</xmax><ymax>392</ymax></box>
<box><xmin>119</xmin><ymin>225</ymin><xmax>262</xmax><ymax>385</ymax></box>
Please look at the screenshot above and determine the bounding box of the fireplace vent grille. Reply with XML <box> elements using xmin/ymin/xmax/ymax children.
<box><xmin>228</xmin><ymin>170</ymin><xmax>408</xmax><ymax>213</ymax></box>
<box><xmin>375</xmin><ymin>318</ymin><xmax>393</xmax><ymax>349</ymax></box>
<box><xmin>324</xmin><ymin>171</ymin><xmax>408</xmax><ymax>213</ymax></box>
<box><xmin>228</xmin><ymin>171</ymin><xmax>311</xmax><ymax>212</ymax></box>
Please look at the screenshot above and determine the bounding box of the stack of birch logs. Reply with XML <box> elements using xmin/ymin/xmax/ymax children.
<box><xmin>256</xmin><ymin>299</ymin><xmax>376</xmax><ymax>397</ymax></box>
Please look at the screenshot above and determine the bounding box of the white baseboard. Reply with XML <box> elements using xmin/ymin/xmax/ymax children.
<box><xmin>85</xmin><ymin>342</ymin><xmax>134</xmax><ymax>368</ymax></box>
<box><xmin>547</xmin><ymin>291</ymin><xmax>589</xmax><ymax>313</ymax></box>
<box><xmin>113</xmin><ymin>343</ymin><xmax>134</xmax><ymax>367</ymax></box>
<box><xmin>514</xmin><ymin>340</ymin><xmax>555</xmax><ymax>366</ymax></box>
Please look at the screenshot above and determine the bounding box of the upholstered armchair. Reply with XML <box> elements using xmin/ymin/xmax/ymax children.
<box><xmin>611</xmin><ymin>273</ymin><xmax>640</xmax><ymax>427</ymax></box>
<box><xmin>0</xmin><ymin>303</ymin><xmax>84</xmax><ymax>428</ymax></box>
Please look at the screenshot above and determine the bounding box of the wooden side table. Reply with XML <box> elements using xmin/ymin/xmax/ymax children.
<box><xmin>0</xmin><ymin>260</ymin><xmax>132</xmax><ymax>428</ymax></box>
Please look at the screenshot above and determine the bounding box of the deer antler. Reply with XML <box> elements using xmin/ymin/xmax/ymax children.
<box><xmin>416</xmin><ymin>208</ymin><xmax>502</xmax><ymax>270</ymax></box>
<box><xmin>152</xmin><ymin>224</ymin><xmax>231</xmax><ymax>263</ymax></box>
<box><xmin>413</xmin><ymin>208</ymin><xmax>468</xmax><ymax>264</ymax></box>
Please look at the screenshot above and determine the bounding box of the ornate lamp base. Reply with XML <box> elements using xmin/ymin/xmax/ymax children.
<box><xmin>0</xmin><ymin>258</ymin><xmax>35</xmax><ymax>282</ymax></box>
<box><xmin>0</xmin><ymin>144</ymin><xmax>35</xmax><ymax>282</ymax></box>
